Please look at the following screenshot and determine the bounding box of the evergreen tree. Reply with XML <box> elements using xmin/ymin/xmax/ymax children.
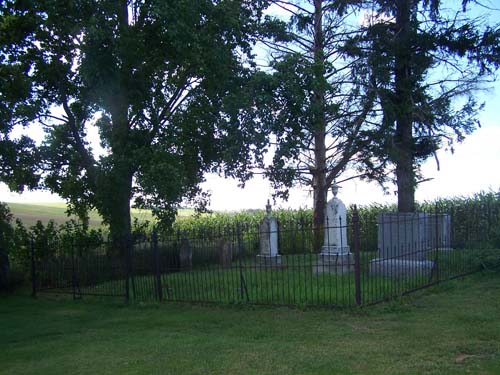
<box><xmin>258</xmin><ymin>0</ymin><xmax>385</xmax><ymax>248</ymax></box>
<box><xmin>352</xmin><ymin>0</ymin><xmax>500</xmax><ymax>211</ymax></box>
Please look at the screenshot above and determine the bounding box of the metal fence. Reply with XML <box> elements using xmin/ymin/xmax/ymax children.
<box><xmin>31</xmin><ymin>205</ymin><xmax>500</xmax><ymax>307</ymax></box>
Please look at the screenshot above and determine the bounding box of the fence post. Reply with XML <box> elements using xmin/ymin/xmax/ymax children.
<box><xmin>71</xmin><ymin>239</ymin><xmax>77</xmax><ymax>300</ymax></box>
<box><xmin>125</xmin><ymin>235</ymin><xmax>130</xmax><ymax>303</ymax></box>
<box><xmin>353</xmin><ymin>205</ymin><xmax>362</xmax><ymax>306</ymax></box>
<box><xmin>30</xmin><ymin>235</ymin><xmax>36</xmax><ymax>298</ymax></box>
<box><xmin>435</xmin><ymin>201</ymin><xmax>440</xmax><ymax>283</ymax></box>
<box><xmin>236</xmin><ymin>223</ymin><xmax>249</xmax><ymax>302</ymax></box>
<box><xmin>0</xmin><ymin>231</ymin><xmax>6</xmax><ymax>290</ymax></box>
<box><xmin>152</xmin><ymin>227</ymin><xmax>163</xmax><ymax>302</ymax></box>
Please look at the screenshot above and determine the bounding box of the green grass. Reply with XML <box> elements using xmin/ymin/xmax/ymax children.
<box><xmin>126</xmin><ymin>255</ymin><xmax>430</xmax><ymax>306</ymax></box>
<box><xmin>5</xmin><ymin>202</ymin><xmax>195</xmax><ymax>228</ymax></box>
<box><xmin>7</xmin><ymin>202</ymin><xmax>106</xmax><ymax>228</ymax></box>
<box><xmin>43</xmin><ymin>249</ymin><xmax>490</xmax><ymax>308</ymax></box>
<box><xmin>1</xmin><ymin>272</ymin><xmax>500</xmax><ymax>374</ymax></box>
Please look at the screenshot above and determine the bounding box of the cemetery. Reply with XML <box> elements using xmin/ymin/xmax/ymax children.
<box><xmin>1</xmin><ymin>0</ymin><xmax>500</xmax><ymax>373</ymax></box>
<box><xmin>2</xmin><ymin>191</ymin><xmax>500</xmax><ymax>375</ymax></box>
<box><xmin>29</xmin><ymin>188</ymin><xmax>499</xmax><ymax>307</ymax></box>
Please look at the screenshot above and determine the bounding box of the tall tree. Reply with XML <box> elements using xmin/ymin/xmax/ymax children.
<box><xmin>354</xmin><ymin>0</ymin><xmax>500</xmax><ymax>212</ymax></box>
<box><xmin>258</xmin><ymin>0</ymin><xmax>384</xmax><ymax>248</ymax></box>
<box><xmin>0</xmin><ymin>0</ymin><xmax>267</xmax><ymax>250</ymax></box>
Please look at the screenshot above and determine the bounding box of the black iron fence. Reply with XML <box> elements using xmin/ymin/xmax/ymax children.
<box><xmin>30</xmin><ymin>205</ymin><xmax>500</xmax><ymax>307</ymax></box>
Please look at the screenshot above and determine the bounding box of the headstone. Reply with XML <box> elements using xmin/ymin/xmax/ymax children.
<box><xmin>218</xmin><ymin>239</ymin><xmax>233</xmax><ymax>268</ymax></box>
<box><xmin>377</xmin><ymin>213</ymin><xmax>428</xmax><ymax>261</ymax></box>
<box><xmin>427</xmin><ymin>214</ymin><xmax>452</xmax><ymax>251</ymax></box>
<box><xmin>369</xmin><ymin>212</ymin><xmax>450</xmax><ymax>277</ymax></box>
<box><xmin>257</xmin><ymin>200</ymin><xmax>282</xmax><ymax>267</ymax></box>
<box><xmin>179</xmin><ymin>237</ymin><xmax>192</xmax><ymax>271</ymax></box>
<box><xmin>313</xmin><ymin>183</ymin><xmax>353</xmax><ymax>274</ymax></box>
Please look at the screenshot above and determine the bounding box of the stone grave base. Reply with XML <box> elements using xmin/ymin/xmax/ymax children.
<box><xmin>256</xmin><ymin>255</ymin><xmax>283</xmax><ymax>268</ymax></box>
<box><xmin>321</xmin><ymin>245</ymin><xmax>350</xmax><ymax>254</ymax></box>
<box><xmin>313</xmin><ymin>253</ymin><xmax>353</xmax><ymax>275</ymax></box>
<box><xmin>436</xmin><ymin>247</ymin><xmax>454</xmax><ymax>252</ymax></box>
<box><xmin>369</xmin><ymin>258</ymin><xmax>434</xmax><ymax>278</ymax></box>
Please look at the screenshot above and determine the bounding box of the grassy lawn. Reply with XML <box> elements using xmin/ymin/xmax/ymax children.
<box><xmin>1</xmin><ymin>272</ymin><xmax>499</xmax><ymax>375</ymax></box>
<box><xmin>43</xmin><ymin>249</ymin><xmax>481</xmax><ymax>307</ymax></box>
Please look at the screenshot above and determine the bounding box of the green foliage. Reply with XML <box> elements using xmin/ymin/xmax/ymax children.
<box><xmin>130</xmin><ymin>217</ymin><xmax>151</xmax><ymax>244</ymax></box>
<box><xmin>4</xmin><ymin>191</ymin><xmax>500</xmax><ymax>277</ymax></box>
<box><xmin>350</xmin><ymin>0</ymin><xmax>500</xmax><ymax>210</ymax></box>
<box><xmin>8</xmin><ymin>218</ymin><xmax>104</xmax><ymax>277</ymax></box>
<box><xmin>0</xmin><ymin>137</ymin><xmax>39</xmax><ymax>192</ymax></box>
<box><xmin>0</xmin><ymin>0</ymin><xmax>269</xmax><ymax>248</ymax></box>
<box><xmin>0</xmin><ymin>202</ymin><xmax>13</xmax><ymax>245</ymax></box>
<box><xmin>172</xmin><ymin>208</ymin><xmax>312</xmax><ymax>233</ymax></box>
<box><xmin>419</xmin><ymin>191</ymin><xmax>500</xmax><ymax>250</ymax></box>
<box><xmin>256</xmin><ymin>1</ymin><xmax>385</xmax><ymax>207</ymax></box>
<box><xmin>163</xmin><ymin>191</ymin><xmax>500</xmax><ymax>255</ymax></box>
<box><xmin>476</xmin><ymin>249</ymin><xmax>500</xmax><ymax>271</ymax></box>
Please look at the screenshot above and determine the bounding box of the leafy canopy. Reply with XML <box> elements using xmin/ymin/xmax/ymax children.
<box><xmin>0</xmin><ymin>0</ymin><xmax>269</xmax><ymax>230</ymax></box>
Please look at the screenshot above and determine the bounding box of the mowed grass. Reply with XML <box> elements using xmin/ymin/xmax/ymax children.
<box><xmin>1</xmin><ymin>272</ymin><xmax>499</xmax><ymax>375</ymax></box>
<box><xmin>65</xmin><ymin>249</ymin><xmax>481</xmax><ymax>307</ymax></box>
<box><xmin>5</xmin><ymin>202</ymin><xmax>195</xmax><ymax>228</ymax></box>
<box><xmin>121</xmin><ymin>258</ymin><xmax>432</xmax><ymax>306</ymax></box>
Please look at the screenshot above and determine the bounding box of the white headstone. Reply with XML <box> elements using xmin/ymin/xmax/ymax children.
<box><xmin>257</xmin><ymin>200</ymin><xmax>282</xmax><ymax>266</ymax></box>
<box><xmin>313</xmin><ymin>183</ymin><xmax>353</xmax><ymax>274</ymax></box>
<box><xmin>321</xmin><ymin>184</ymin><xmax>350</xmax><ymax>255</ymax></box>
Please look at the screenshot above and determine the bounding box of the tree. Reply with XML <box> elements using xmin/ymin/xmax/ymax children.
<box><xmin>354</xmin><ymin>0</ymin><xmax>500</xmax><ymax>212</ymax></box>
<box><xmin>0</xmin><ymin>0</ymin><xmax>268</xmax><ymax>251</ymax></box>
<box><xmin>257</xmin><ymin>0</ymin><xmax>385</xmax><ymax>248</ymax></box>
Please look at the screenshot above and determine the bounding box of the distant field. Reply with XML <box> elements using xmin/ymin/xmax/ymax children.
<box><xmin>4</xmin><ymin>202</ymin><xmax>195</xmax><ymax>228</ymax></box>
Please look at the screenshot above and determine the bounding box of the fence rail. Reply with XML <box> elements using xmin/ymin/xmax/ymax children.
<box><xmin>31</xmin><ymin>204</ymin><xmax>500</xmax><ymax>307</ymax></box>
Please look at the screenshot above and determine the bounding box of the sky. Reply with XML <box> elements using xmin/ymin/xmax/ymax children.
<box><xmin>1</xmin><ymin>1</ymin><xmax>499</xmax><ymax>211</ymax></box>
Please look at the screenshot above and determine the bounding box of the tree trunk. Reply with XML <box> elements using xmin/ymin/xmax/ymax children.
<box><xmin>107</xmin><ymin>0</ymin><xmax>134</xmax><ymax>255</ymax></box>
<box><xmin>395</xmin><ymin>150</ymin><xmax>415</xmax><ymax>212</ymax></box>
<box><xmin>106</xmin><ymin>167</ymin><xmax>133</xmax><ymax>256</ymax></box>
<box><xmin>311</xmin><ymin>0</ymin><xmax>328</xmax><ymax>251</ymax></box>
<box><xmin>312</xmin><ymin>134</ymin><xmax>327</xmax><ymax>252</ymax></box>
<box><xmin>394</xmin><ymin>0</ymin><xmax>416</xmax><ymax>213</ymax></box>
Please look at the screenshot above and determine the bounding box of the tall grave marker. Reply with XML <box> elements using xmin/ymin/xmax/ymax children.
<box><xmin>313</xmin><ymin>183</ymin><xmax>353</xmax><ymax>274</ymax></box>
<box><xmin>257</xmin><ymin>200</ymin><xmax>282</xmax><ymax>267</ymax></box>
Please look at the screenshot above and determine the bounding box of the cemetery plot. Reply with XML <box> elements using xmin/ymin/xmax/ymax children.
<box><xmin>37</xmin><ymin>247</ymin><xmax>489</xmax><ymax>307</ymax></box>
<box><xmin>29</xmin><ymin>193</ymin><xmax>500</xmax><ymax>307</ymax></box>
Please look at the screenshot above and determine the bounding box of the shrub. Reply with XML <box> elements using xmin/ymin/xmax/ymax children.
<box><xmin>8</xmin><ymin>218</ymin><xmax>104</xmax><ymax>277</ymax></box>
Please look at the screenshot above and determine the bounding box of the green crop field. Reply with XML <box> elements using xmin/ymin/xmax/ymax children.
<box><xmin>4</xmin><ymin>202</ymin><xmax>195</xmax><ymax>228</ymax></box>
<box><xmin>1</xmin><ymin>272</ymin><xmax>499</xmax><ymax>374</ymax></box>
